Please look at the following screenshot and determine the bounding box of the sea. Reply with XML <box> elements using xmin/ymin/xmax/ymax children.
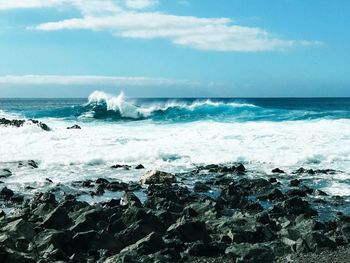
<box><xmin>1</xmin><ymin>91</ymin><xmax>350</xmax><ymax>203</ymax></box>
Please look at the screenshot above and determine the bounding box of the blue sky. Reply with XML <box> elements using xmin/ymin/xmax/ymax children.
<box><xmin>0</xmin><ymin>0</ymin><xmax>349</xmax><ymax>97</ymax></box>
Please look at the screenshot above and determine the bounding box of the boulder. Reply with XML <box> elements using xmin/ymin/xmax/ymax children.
<box><xmin>167</xmin><ymin>219</ymin><xmax>210</xmax><ymax>243</ymax></box>
<box><xmin>135</xmin><ymin>164</ymin><xmax>145</xmax><ymax>169</ymax></box>
<box><xmin>225</xmin><ymin>243</ymin><xmax>275</xmax><ymax>263</ymax></box>
<box><xmin>120</xmin><ymin>232</ymin><xmax>165</xmax><ymax>255</ymax></box>
<box><xmin>272</xmin><ymin>168</ymin><xmax>285</xmax><ymax>174</ymax></box>
<box><xmin>42</xmin><ymin>207</ymin><xmax>71</xmax><ymax>230</ymax></box>
<box><xmin>0</xmin><ymin>187</ymin><xmax>14</xmax><ymax>200</ymax></box>
<box><xmin>140</xmin><ymin>170</ymin><xmax>176</xmax><ymax>185</ymax></box>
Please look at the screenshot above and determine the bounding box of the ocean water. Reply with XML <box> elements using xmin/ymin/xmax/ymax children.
<box><xmin>1</xmin><ymin>91</ymin><xmax>350</xmax><ymax>199</ymax></box>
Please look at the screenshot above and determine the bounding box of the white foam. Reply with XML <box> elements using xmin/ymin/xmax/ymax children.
<box><xmin>1</xmin><ymin>116</ymin><xmax>350</xmax><ymax>195</ymax></box>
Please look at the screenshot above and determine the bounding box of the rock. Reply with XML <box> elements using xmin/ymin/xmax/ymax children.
<box><xmin>111</xmin><ymin>164</ymin><xmax>131</xmax><ymax>170</ymax></box>
<box><xmin>0</xmin><ymin>169</ymin><xmax>12</xmax><ymax>179</ymax></box>
<box><xmin>45</xmin><ymin>178</ymin><xmax>53</xmax><ymax>183</ymax></box>
<box><xmin>34</xmin><ymin>229</ymin><xmax>73</xmax><ymax>254</ymax></box>
<box><xmin>0</xmin><ymin>187</ymin><xmax>14</xmax><ymax>200</ymax></box>
<box><xmin>140</xmin><ymin>170</ymin><xmax>176</xmax><ymax>185</ymax></box>
<box><xmin>236</xmin><ymin>164</ymin><xmax>246</xmax><ymax>173</ymax></box>
<box><xmin>95</xmin><ymin>178</ymin><xmax>110</xmax><ymax>184</ymax></box>
<box><xmin>279</xmin><ymin>196</ymin><xmax>317</xmax><ymax>217</ymax></box>
<box><xmin>29</xmin><ymin>119</ymin><xmax>51</xmax><ymax>131</ymax></box>
<box><xmin>193</xmin><ymin>181</ymin><xmax>211</xmax><ymax>192</ymax></box>
<box><xmin>225</xmin><ymin>243</ymin><xmax>275</xmax><ymax>263</ymax></box>
<box><xmin>135</xmin><ymin>164</ymin><xmax>145</xmax><ymax>169</ymax></box>
<box><xmin>272</xmin><ymin>168</ymin><xmax>285</xmax><ymax>174</ymax></box>
<box><xmin>187</xmin><ymin>242</ymin><xmax>225</xmax><ymax>257</ymax></box>
<box><xmin>42</xmin><ymin>207</ymin><xmax>71</xmax><ymax>230</ymax></box>
<box><xmin>304</xmin><ymin>232</ymin><xmax>337</xmax><ymax>252</ymax></box>
<box><xmin>167</xmin><ymin>219</ymin><xmax>210</xmax><ymax>243</ymax></box>
<box><xmin>120</xmin><ymin>192</ymin><xmax>142</xmax><ymax>207</ymax></box>
<box><xmin>290</xmin><ymin>179</ymin><xmax>301</xmax><ymax>187</ymax></box>
<box><xmin>67</xmin><ymin>124</ymin><xmax>81</xmax><ymax>129</ymax></box>
<box><xmin>120</xmin><ymin>232</ymin><xmax>165</xmax><ymax>255</ymax></box>
<box><xmin>1</xmin><ymin>219</ymin><xmax>35</xmax><ymax>239</ymax></box>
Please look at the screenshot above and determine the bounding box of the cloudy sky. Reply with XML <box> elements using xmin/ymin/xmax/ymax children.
<box><xmin>0</xmin><ymin>0</ymin><xmax>349</xmax><ymax>97</ymax></box>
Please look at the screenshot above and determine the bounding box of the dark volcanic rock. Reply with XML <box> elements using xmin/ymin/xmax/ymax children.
<box><xmin>226</xmin><ymin>243</ymin><xmax>275</xmax><ymax>263</ymax></box>
<box><xmin>0</xmin><ymin>118</ymin><xmax>51</xmax><ymax>131</ymax></box>
<box><xmin>193</xmin><ymin>181</ymin><xmax>211</xmax><ymax>192</ymax></box>
<box><xmin>272</xmin><ymin>168</ymin><xmax>285</xmax><ymax>174</ymax></box>
<box><xmin>120</xmin><ymin>232</ymin><xmax>165</xmax><ymax>255</ymax></box>
<box><xmin>67</xmin><ymin>124</ymin><xmax>81</xmax><ymax>129</ymax></box>
<box><xmin>111</xmin><ymin>164</ymin><xmax>131</xmax><ymax>170</ymax></box>
<box><xmin>167</xmin><ymin>219</ymin><xmax>210</xmax><ymax>243</ymax></box>
<box><xmin>0</xmin><ymin>187</ymin><xmax>14</xmax><ymax>200</ymax></box>
<box><xmin>135</xmin><ymin>164</ymin><xmax>145</xmax><ymax>169</ymax></box>
<box><xmin>42</xmin><ymin>207</ymin><xmax>71</xmax><ymax>230</ymax></box>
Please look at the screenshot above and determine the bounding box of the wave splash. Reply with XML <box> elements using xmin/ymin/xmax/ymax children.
<box><xmin>81</xmin><ymin>91</ymin><xmax>259</xmax><ymax>121</ymax></box>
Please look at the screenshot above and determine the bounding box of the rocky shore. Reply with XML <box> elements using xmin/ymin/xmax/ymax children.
<box><xmin>1</xmin><ymin>163</ymin><xmax>350</xmax><ymax>262</ymax></box>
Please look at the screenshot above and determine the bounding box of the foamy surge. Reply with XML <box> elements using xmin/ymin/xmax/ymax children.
<box><xmin>1</xmin><ymin>116</ymin><xmax>350</xmax><ymax>196</ymax></box>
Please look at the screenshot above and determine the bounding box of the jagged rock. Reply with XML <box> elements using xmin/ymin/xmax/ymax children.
<box><xmin>120</xmin><ymin>192</ymin><xmax>142</xmax><ymax>207</ymax></box>
<box><xmin>225</xmin><ymin>243</ymin><xmax>275</xmax><ymax>263</ymax></box>
<box><xmin>140</xmin><ymin>170</ymin><xmax>176</xmax><ymax>185</ymax></box>
<box><xmin>1</xmin><ymin>219</ymin><xmax>35</xmax><ymax>240</ymax></box>
<box><xmin>67</xmin><ymin>124</ymin><xmax>81</xmax><ymax>129</ymax></box>
<box><xmin>120</xmin><ymin>232</ymin><xmax>165</xmax><ymax>255</ymax></box>
<box><xmin>42</xmin><ymin>207</ymin><xmax>71</xmax><ymax>230</ymax></box>
<box><xmin>135</xmin><ymin>164</ymin><xmax>145</xmax><ymax>169</ymax></box>
<box><xmin>167</xmin><ymin>219</ymin><xmax>210</xmax><ymax>243</ymax></box>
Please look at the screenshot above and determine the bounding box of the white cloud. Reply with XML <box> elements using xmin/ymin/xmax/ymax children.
<box><xmin>0</xmin><ymin>75</ymin><xmax>200</xmax><ymax>86</ymax></box>
<box><xmin>124</xmin><ymin>0</ymin><xmax>158</xmax><ymax>10</ymax></box>
<box><xmin>0</xmin><ymin>0</ymin><xmax>320</xmax><ymax>52</ymax></box>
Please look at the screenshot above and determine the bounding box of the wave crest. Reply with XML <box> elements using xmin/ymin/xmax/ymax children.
<box><xmin>81</xmin><ymin>91</ymin><xmax>259</xmax><ymax>121</ymax></box>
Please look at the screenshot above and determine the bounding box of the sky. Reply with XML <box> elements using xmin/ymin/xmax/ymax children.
<box><xmin>0</xmin><ymin>0</ymin><xmax>349</xmax><ymax>98</ymax></box>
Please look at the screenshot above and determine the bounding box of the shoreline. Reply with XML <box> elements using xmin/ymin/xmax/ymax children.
<box><xmin>1</xmin><ymin>163</ymin><xmax>350</xmax><ymax>262</ymax></box>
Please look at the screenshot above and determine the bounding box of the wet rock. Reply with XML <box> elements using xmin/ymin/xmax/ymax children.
<box><xmin>42</xmin><ymin>207</ymin><xmax>71</xmax><ymax>230</ymax></box>
<box><xmin>120</xmin><ymin>192</ymin><xmax>142</xmax><ymax>207</ymax></box>
<box><xmin>111</xmin><ymin>164</ymin><xmax>131</xmax><ymax>170</ymax></box>
<box><xmin>167</xmin><ymin>219</ymin><xmax>210</xmax><ymax>243</ymax></box>
<box><xmin>28</xmin><ymin>119</ymin><xmax>51</xmax><ymax>131</ymax></box>
<box><xmin>45</xmin><ymin>178</ymin><xmax>53</xmax><ymax>183</ymax></box>
<box><xmin>95</xmin><ymin>178</ymin><xmax>110</xmax><ymax>184</ymax></box>
<box><xmin>120</xmin><ymin>232</ymin><xmax>165</xmax><ymax>255</ymax></box>
<box><xmin>1</xmin><ymin>219</ymin><xmax>36</xmax><ymax>240</ymax></box>
<box><xmin>193</xmin><ymin>181</ymin><xmax>211</xmax><ymax>192</ymax></box>
<box><xmin>225</xmin><ymin>243</ymin><xmax>275</xmax><ymax>263</ymax></box>
<box><xmin>290</xmin><ymin>179</ymin><xmax>301</xmax><ymax>187</ymax></box>
<box><xmin>140</xmin><ymin>170</ymin><xmax>176</xmax><ymax>185</ymax></box>
<box><xmin>0</xmin><ymin>168</ymin><xmax>12</xmax><ymax>179</ymax></box>
<box><xmin>67</xmin><ymin>124</ymin><xmax>81</xmax><ymax>129</ymax></box>
<box><xmin>272</xmin><ymin>168</ymin><xmax>285</xmax><ymax>174</ymax></box>
<box><xmin>135</xmin><ymin>164</ymin><xmax>145</xmax><ymax>169</ymax></box>
<box><xmin>106</xmin><ymin>181</ymin><xmax>129</xmax><ymax>192</ymax></box>
<box><xmin>236</xmin><ymin>163</ymin><xmax>246</xmax><ymax>173</ymax></box>
<box><xmin>304</xmin><ymin>231</ymin><xmax>337</xmax><ymax>252</ymax></box>
<box><xmin>0</xmin><ymin>187</ymin><xmax>14</xmax><ymax>200</ymax></box>
<box><xmin>279</xmin><ymin>196</ymin><xmax>317</xmax><ymax>217</ymax></box>
<box><xmin>187</xmin><ymin>242</ymin><xmax>225</xmax><ymax>257</ymax></box>
<box><xmin>293</xmin><ymin>168</ymin><xmax>315</xmax><ymax>175</ymax></box>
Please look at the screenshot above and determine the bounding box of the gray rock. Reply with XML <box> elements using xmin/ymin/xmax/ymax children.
<box><xmin>140</xmin><ymin>170</ymin><xmax>176</xmax><ymax>185</ymax></box>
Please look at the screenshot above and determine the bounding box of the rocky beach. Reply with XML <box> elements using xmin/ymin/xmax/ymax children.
<box><xmin>1</xmin><ymin>151</ymin><xmax>350</xmax><ymax>262</ymax></box>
